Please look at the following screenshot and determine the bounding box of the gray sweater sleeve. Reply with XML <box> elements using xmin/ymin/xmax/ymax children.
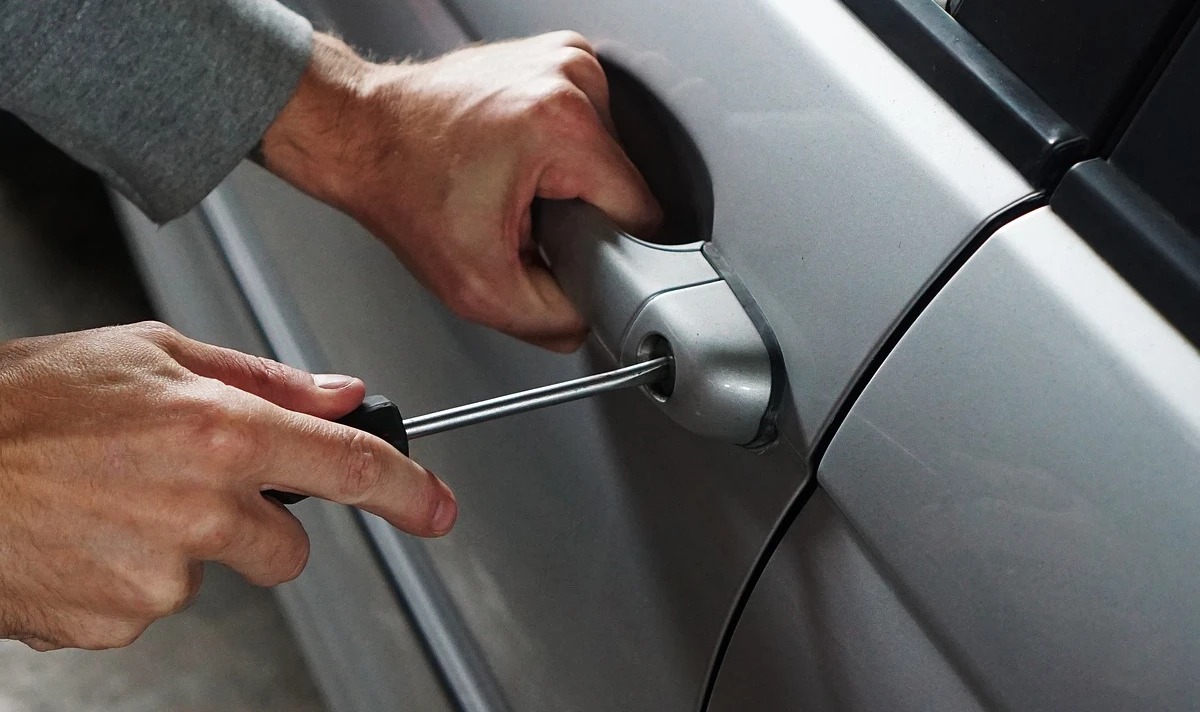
<box><xmin>0</xmin><ymin>0</ymin><xmax>313</xmax><ymax>222</ymax></box>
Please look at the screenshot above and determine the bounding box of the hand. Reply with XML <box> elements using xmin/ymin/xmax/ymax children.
<box><xmin>261</xmin><ymin>32</ymin><xmax>662</xmax><ymax>353</ymax></box>
<box><xmin>0</xmin><ymin>322</ymin><xmax>456</xmax><ymax>650</ymax></box>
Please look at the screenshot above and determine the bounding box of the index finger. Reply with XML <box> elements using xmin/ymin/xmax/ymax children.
<box><xmin>251</xmin><ymin>407</ymin><xmax>457</xmax><ymax>537</ymax></box>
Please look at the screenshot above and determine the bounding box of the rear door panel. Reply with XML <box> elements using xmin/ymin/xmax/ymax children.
<box><xmin>708</xmin><ymin>10</ymin><xmax>1200</xmax><ymax>707</ymax></box>
<box><xmin>711</xmin><ymin>207</ymin><xmax>1200</xmax><ymax>711</ymax></box>
<box><xmin>816</xmin><ymin>208</ymin><xmax>1200</xmax><ymax>710</ymax></box>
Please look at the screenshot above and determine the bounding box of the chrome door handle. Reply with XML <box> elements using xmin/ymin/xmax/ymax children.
<box><xmin>537</xmin><ymin>200</ymin><xmax>780</xmax><ymax>447</ymax></box>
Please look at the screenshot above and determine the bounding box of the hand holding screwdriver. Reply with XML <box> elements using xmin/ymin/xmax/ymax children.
<box><xmin>0</xmin><ymin>323</ymin><xmax>455</xmax><ymax>651</ymax></box>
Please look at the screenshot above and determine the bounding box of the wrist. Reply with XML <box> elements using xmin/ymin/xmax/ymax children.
<box><xmin>259</xmin><ymin>33</ymin><xmax>378</xmax><ymax>209</ymax></box>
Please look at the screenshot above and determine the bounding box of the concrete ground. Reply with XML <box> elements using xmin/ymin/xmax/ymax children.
<box><xmin>0</xmin><ymin>113</ymin><xmax>327</xmax><ymax>712</ymax></box>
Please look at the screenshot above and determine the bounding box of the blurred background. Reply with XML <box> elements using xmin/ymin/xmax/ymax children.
<box><xmin>0</xmin><ymin>112</ymin><xmax>326</xmax><ymax>712</ymax></box>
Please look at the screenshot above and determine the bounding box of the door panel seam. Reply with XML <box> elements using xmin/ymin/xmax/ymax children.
<box><xmin>697</xmin><ymin>190</ymin><xmax>1046</xmax><ymax>712</ymax></box>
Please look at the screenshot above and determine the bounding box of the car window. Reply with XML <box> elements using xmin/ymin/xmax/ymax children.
<box><xmin>1051</xmin><ymin>19</ymin><xmax>1200</xmax><ymax>350</ymax></box>
<box><xmin>949</xmin><ymin>0</ymin><xmax>1193</xmax><ymax>145</ymax></box>
<box><xmin>1110</xmin><ymin>25</ymin><xmax>1200</xmax><ymax>239</ymax></box>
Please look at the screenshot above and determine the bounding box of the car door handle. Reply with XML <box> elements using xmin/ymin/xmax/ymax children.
<box><xmin>537</xmin><ymin>200</ymin><xmax>781</xmax><ymax>447</ymax></box>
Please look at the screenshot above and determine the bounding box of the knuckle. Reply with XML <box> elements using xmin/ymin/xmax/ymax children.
<box><xmin>335</xmin><ymin>430</ymin><xmax>385</xmax><ymax>503</ymax></box>
<box><xmin>131</xmin><ymin>320</ymin><xmax>180</xmax><ymax>347</ymax></box>
<box><xmin>206</xmin><ymin>425</ymin><xmax>253</xmax><ymax>469</ymax></box>
<box><xmin>184</xmin><ymin>503</ymin><xmax>241</xmax><ymax>555</ymax></box>
<box><xmin>530</xmin><ymin>85</ymin><xmax>596</xmax><ymax>137</ymax></box>
<box><xmin>559</xmin><ymin>46</ymin><xmax>602</xmax><ymax>75</ymax></box>
<box><xmin>531</xmin><ymin>82</ymin><xmax>590</xmax><ymax>117</ymax></box>
<box><xmin>444</xmin><ymin>273</ymin><xmax>500</xmax><ymax>324</ymax></box>
<box><xmin>136</xmin><ymin>572</ymin><xmax>195</xmax><ymax>617</ymax></box>
<box><xmin>22</xmin><ymin>638</ymin><xmax>63</xmax><ymax>653</ymax></box>
<box><xmin>553</xmin><ymin>84</ymin><xmax>593</xmax><ymax>115</ymax></box>
<box><xmin>102</xmin><ymin>621</ymin><xmax>147</xmax><ymax>650</ymax></box>
<box><xmin>181</xmin><ymin>394</ymin><xmax>254</xmax><ymax>468</ymax></box>
<box><xmin>240</xmin><ymin>355</ymin><xmax>299</xmax><ymax>393</ymax></box>
<box><xmin>74</xmin><ymin>620</ymin><xmax>147</xmax><ymax>650</ymax></box>
<box><xmin>549</xmin><ymin>30</ymin><xmax>591</xmax><ymax>51</ymax></box>
<box><xmin>271</xmin><ymin>535</ymin><xmax>312</xmax><ymax>586</ymax></box>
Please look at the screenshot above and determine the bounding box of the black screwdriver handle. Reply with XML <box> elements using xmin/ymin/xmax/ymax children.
<box><xmin>265</xmin><ymin>395</ymin><xmax>409</xmax><ymax>505</ymax></box>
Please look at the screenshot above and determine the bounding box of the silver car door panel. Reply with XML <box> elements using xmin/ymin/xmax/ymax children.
<box><xmin>208</xmin><ymin>162</ymin><xmax>807</xmax><ymax>712</ymax></box>
<box><xmin>819</xmin><ymin>206</ymin><xmax>1200</xmax><ymax>710</ymax></box>
<box><xmin>111</xmin><ymin>195</ymin><xmax>268</xmax><ymax>356</ymax></box>
<box><xmin>708</xmin><ymin>491</ymin><xmax>987</xmax><ymax>712</ymax></box>
<box><xmin>113</xmin><ymin>195</ymin><xmax>457</xmax><ymax>712</ymax></box>
<box><xmin>303</xmin><ymin>0</ymin><xmax>467</xmax><ymax>59</ymax></box>
<box><xmin>444</xmin><ymin>0</ymin><xmax>1035</xmax><ymax>450</ymax></box>
<box><xmin>278</xmin><ymin>501</ymin><xmax>458</xmax><ymax>712</ymax></box>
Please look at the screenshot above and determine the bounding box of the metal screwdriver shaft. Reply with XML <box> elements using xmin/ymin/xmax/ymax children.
<box><xmin>403</xmin><ymin>356</ymin><xmax>671</xmax><ymax>439</ymax></box>
<box><xmin>266</xmin><ymin>357</ymin><xmax>672</xmax><ymax>505</ymax></box>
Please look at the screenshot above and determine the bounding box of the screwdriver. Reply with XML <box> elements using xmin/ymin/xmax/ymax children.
<box><xmin>267</xmin><ymin>356</ymin><xmax>672</xmax><ymax>504</ymax></box>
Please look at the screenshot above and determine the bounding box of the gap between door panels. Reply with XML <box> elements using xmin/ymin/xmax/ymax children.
<box><xmin>694</xmin><ymin>190</ymin><xmax>1047</xmax><ymax>712</ymax></box>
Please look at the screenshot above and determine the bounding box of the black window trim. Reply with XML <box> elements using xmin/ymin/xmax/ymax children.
<box><xmin>839</xmin><ymin>0</ymin><xmax>1085</xmax><ymax>189</ymax></box>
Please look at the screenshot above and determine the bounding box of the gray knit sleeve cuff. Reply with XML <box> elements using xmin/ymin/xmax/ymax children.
<box><xmin>0</xmin><ymin>0</ymin><xmax>314</xmax><ymax>223</ymax></box>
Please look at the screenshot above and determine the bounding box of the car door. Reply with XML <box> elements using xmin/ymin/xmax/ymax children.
<box><xmin>711</xmin><ymin>206</ymin><xmax>1200</xmax><ymax>711</ymax></box>
<box><xmin>119</xmin><ymin>0</ymin><xmax>1035</xmax><ymax>710</ymax></box>
<box><xmin>709</xmin><ymin>4</ymin><xmax>1200</xmax><ymax>711</ymax></box>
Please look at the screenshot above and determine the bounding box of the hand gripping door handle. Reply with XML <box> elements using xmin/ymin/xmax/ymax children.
<box><xmin>536</xmin><ymin>200</ymin><xmax>780</xmax><ymax>447</ymax></box>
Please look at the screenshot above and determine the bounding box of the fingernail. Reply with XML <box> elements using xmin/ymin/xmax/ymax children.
<box><xmin>314</xmin><ymin>373</ymin><xmax>355</xmax><ymax>390</ymax></box>
<box><xmin>432</xmin><ymin>498</ymin><xmax>457</xmax><ymax>535</ymax></box>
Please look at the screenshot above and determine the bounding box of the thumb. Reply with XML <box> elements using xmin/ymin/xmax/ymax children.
<box><xmin>162</xmin><ymin>336</ymin><xmax>366</xmax><ymax>419</ymax></box>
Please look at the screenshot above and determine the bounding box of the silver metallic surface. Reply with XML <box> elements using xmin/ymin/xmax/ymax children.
<box><xmin>536</xmin><ymin>200</ymin><xmax>717</xmax><ymax>357</ymax></box>
<box><xmin>820</xmin><ymin>208</ymin><xmax>1200</xmax><ymax>710</ymax></box>
<box><xmin>281</xmin><ymin>502</ymin><xmax>457</xmax><ymax>712</ymax></box>
<box><xmin>112</xmin><ymin>196</ymin><xmax>270</xmax><ymax>354</ymax></box>
<box><xmin>356</xmin><ymin>513</ymin><xmax>511</xmax><ymax>712</ymax></box>
<box><xmin>405</xmin><ymin>357</ymin><xmax>671</xmax><ymax>438</ymax></box>
<box><xmin>619</xmin><ymin>282</ymin><xmax>773</xmax><ymax>445</ymax></box>
<box><xmin>709</xmin><ymin>491</ymin><xmax>985</xmax><ymax>712</ymax></box>
<box><xmin>199</xmin><ymin>191</ymin><xmax>315</xmax><ymax>364</ymax></box>
<box><xmin>449</xmin><ymin>0</ymin><xmax>1034</xmax><ymax>450</ymax></box>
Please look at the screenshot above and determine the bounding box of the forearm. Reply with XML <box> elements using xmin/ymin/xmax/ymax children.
<box><xmin>258</xmin><ymin>33</ymin><xmax>376</xmax><ymax>212</ymax></box>
<box><xmin>0</xmin><ymin>0</ymin><xmax>313</xmax><ymax>223</ymax></box>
